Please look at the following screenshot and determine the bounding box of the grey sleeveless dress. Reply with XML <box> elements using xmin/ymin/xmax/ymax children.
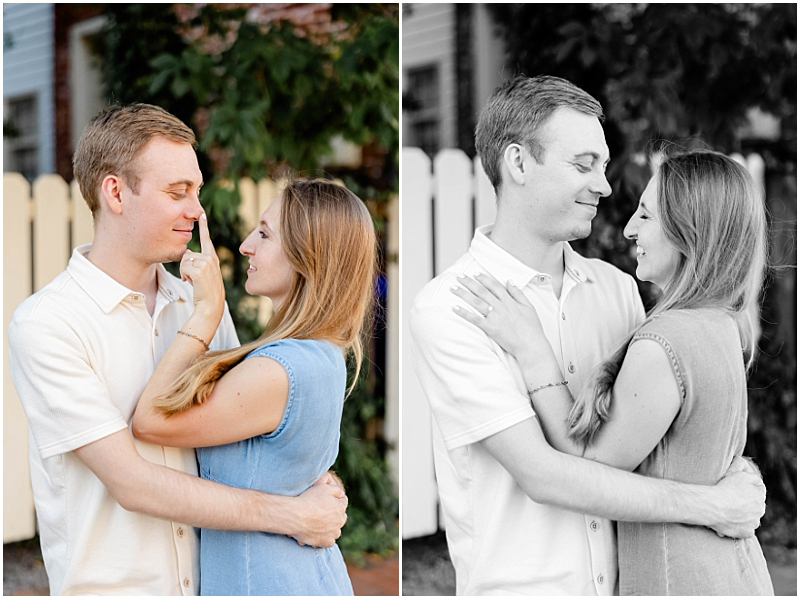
<box><xmin>618</xmin><ymin>309</ymin><xmax>774</xmax><ymax>596</ymax></box>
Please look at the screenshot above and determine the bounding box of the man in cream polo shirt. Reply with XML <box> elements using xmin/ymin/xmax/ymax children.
<box><xmin>410</xmin><ymin>76</ymin><xmax>766</xmax><ymax>595</ymax></box>
<box><xmin>8</xmin><ymin>104</ymin><xmax>346</xmax><ymax>595</ymax></box>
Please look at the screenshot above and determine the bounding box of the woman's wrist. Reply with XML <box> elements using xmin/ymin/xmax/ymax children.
<box><xmin>517</xmin><ymin>350</ymin><xmax>565</xmax><ymax>390</ymax></box>
<box><xmin>191</xmin><ymin>301</ymin><xmax>224</xmax><ymax>324</ymax></box>
<box><xmin>183</xmin><ymin>305</ymin><xmax>223</xmax><ymax>344</ymax></box>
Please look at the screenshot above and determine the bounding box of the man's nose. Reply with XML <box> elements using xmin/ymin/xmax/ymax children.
<box><xmin>187</xmin><ymin>192</ymin><xmax>203</xmax><ymax>220</ymax></box>
<box><xmin>592</xmin><ymin>172</ymin><xmax>612</xmax><ymax>198</ymax></box>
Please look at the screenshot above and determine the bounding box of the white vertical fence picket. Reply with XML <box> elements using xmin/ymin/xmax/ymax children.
<box><xmin>33</xmin><ymin>175</ymin><xmax>71</xmax><ymax>291</ymax></box>
<box><xmin>400</xmin><ymin>148</ymin><xmax>439</xmax><ymax>538</ymax></box>
<box><xmin>433</xmin><ymin>150</ymin><xmax>474</xmax><ymax>275</ymax></box>
<box><xmin>4</xmin><ymin>174</ymin><xmax>36</xmax><ymax>543</ymax></box>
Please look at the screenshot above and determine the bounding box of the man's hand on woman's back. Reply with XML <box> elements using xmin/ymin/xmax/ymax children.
<box><xmin>709</xmin><ymin>456</ymin><xmax>766</xmax><ymax>539</ymax></box>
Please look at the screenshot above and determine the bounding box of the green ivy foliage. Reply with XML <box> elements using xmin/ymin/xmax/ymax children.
<box><xmin>93</xmin><ymin>3</ymin><xmax>399</xmax><ymax>558</ymax></box>
<box><xmin>488</xmin><ymin>3</ymin><xmax>796</xmax><ymax>546</ymax></box>
<box><xmin>335</xmin><ymin>368</ymin><xmax>398</xmax><ymax>563</ymax></box>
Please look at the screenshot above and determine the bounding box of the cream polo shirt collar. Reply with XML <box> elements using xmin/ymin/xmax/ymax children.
<box><xmin>67</xmin><ymin>244</ymin><xmax>190</xmax><ymax>314</ymax></box>
<box><xmin>469</xmin><ymin>224</ymin><xmax>596</xmax><ymax>288</ymax></box>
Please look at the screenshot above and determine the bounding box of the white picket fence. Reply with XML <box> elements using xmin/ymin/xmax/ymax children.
<box><xmin>400</xmin><ymin>148</ymin><xmax>496</xmax><ymax>539</ymax></box>
<box><xmin>3</xmin><ymin>174</ymin><xmax>400</xmax><ymax>544</ymax></box>
<box><xmin>399</xmin><ymin>147</ymin><xmax>766</xmax><ymax>540</ymax></box>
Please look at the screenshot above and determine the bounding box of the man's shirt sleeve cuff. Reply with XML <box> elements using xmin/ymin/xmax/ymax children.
<box><xmin>443</xmin><ymin>408</ymin><xmax>534</xmax><ymax>451</ymax></box>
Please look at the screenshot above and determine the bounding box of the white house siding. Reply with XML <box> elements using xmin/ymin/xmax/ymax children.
<box><xmin>3</xmin><ymin>3</ymin><xmax>55</xmax><ymax>176</ymax></box>
<box><xmin>402</xmin><ymin>3</ymin><xmax>457</xmax><ymax>149</ymax></box>
<box><xmin>473</xmin><ymin>5</ymin><xmax>506</xmax><ymax>112</ymax></box>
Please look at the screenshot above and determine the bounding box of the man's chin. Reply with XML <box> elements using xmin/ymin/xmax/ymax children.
<box><xmin>164</xmin><ymin>248</ymin><xmax>188</xmax><ymax>264</ymax></box>
<box><xmin>569</xmin><ymin>223</ymin><xmax>592</xmax><ymax>241</ymax></box>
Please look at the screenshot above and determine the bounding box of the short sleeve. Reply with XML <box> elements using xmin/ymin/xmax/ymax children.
<box><xmin>630</xmin><ymin>331</ymin><xmax>686</xmax><ymax>403</ymax></box>
<box><xmin>243</xmin><ymin>339</ymin><xmax>345</xmax><ymax>441</ymax></box>
<box><xmin>8</xmin><ymin>315</ymin><xmax>127</xmax><ymax>458</ymax></box>
<box><xmin>409</xmin><ymin>296</ymin><xmax>534</xmax><ymax>450</ymax></box>
<box><xmin>245</xmin><ymin>342</ymin><xmax>297</xmax><ymax>439</ymax></box>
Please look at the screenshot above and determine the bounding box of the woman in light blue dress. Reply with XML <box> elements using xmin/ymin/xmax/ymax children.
<box><xmin>452</xmin><ymin>150</ymin><xmax>774</xmax><ymax>595</ymax></box>
<box><xmin>132</xmin><ymin>179</ymin><xmax>377</xmax><ymax>595</ymax></box>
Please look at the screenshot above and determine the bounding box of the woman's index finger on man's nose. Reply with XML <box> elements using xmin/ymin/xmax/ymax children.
<box><xmin>198</xmin><ymin>212</ymin><xmax>215</xmax><ymax>256</ymax></box>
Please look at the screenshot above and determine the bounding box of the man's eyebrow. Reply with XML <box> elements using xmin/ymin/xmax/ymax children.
<box><xmin>573</xmin><ymin>151</ymin><xmax>611</xmax><ymax>166</ymax></box>
<box><xmin>167</xmin><ymin>179</ymin><xmax>203</xmax><ymax>187</ymax></box>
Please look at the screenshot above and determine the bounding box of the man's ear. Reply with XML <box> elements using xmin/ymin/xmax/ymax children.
<box><xmin>100</xmin><ymin>174</ymin><xmax>125</xmax><ymax>216</ymax></box>
<box><xmin>502</xmin><ymin>143</ymin><xmax>527</xmax><ymax>186</ymax></box>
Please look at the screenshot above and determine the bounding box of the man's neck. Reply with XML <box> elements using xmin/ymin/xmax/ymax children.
<box><xmin>490</xmin><ymin>212</ymin><xmax>566</xmax><ymax>282</ymax></box>
<box><xmin>86</xmin><ymin>233</ymin><xmax>160</xmax><ymax>306</ymax></box>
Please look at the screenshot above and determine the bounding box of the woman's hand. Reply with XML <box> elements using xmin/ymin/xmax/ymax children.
<box><xmin>180</xmin><ymin>213</ymin><xmax>225</xmax><ymax>322</ymax></box>
<box><xmin>450</xmin><ymin>273</ymin><xmax>549</xmax><ymax>360</ymax></box>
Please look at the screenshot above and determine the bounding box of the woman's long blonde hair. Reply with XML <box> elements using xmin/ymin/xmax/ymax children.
<box><xmin>154</xmin><ymin>179</ymin><xmax>378</xmax><ymax>415</ymax></box>
<box><xmin>567</xmin><ymin>150</ymin><xmax>768</xmax><ymax>445</ymax></box>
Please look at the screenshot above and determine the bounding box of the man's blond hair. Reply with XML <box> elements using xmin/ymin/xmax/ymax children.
<box><xmin>72</xmin><ymin>104</ymin><xmax>196</xmax><ymax>216</ymax></box>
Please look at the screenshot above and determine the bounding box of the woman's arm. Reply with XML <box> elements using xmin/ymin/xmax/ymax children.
<box><xmin>580</xmin><ymin>338</ymin><xmax>680</xmax><ymax>469</ymax></box>
<box><xmin>133</xmin><ymin>355</ymin><xmax>289</xmax><ymax>447</ymax></box>
<box><xmin>453</xmin><ymin>273</ymin><xmax>680</xmax><ymax>470</ymax></box>
<box><xmin>512</xmin><ymin>336</ymin><xmax>680</xmax><ymax>469</ymax></box>
<box><xmin>132</xmin><ymin>214</ymin><xmax>288</xmax><ymax>447</ymax></box>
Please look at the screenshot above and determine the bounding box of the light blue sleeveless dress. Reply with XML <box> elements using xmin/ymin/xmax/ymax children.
<box><xmin>197</xmin><ymin>339</ymin><xmax>354</xmax><ymax>596</ymax></box>
<box><xmin>618</xmin><ymin>309</ymin><xmax>774</xmax><ymax>596</ymax></box>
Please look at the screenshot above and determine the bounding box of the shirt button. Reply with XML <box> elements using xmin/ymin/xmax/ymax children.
<box><xmin>590</xmin><ymin>520</ymin><xmax>599</xmax><ymax>531</ymax></box>
<box><xmin>132</xmin><ymin>294</ymin><xmax>141</xmax><ymax>301</ymax></box>
<box><xmin>183</xmin><ymin>578</ymin><xmax>191</xmax><ymax>588</ymax></box>
<box><xmin>176</xmin><ymin>526</ymin><xmax>184</xmax><ymax>537</ymax></box>
<box><xmin>597</xmin><ymin>574</ymin><xmax>604</xmax><ymax>585</ymax></box>
<box><xmin>568</xmin><ymin>363</ymin><xmax>576</xmax><ymax>373</ymax></box>
<box><xmin>154</xmin><ymin>329</ymin><xmax>159</xmax><ymax>336</ymax></box>
<box><xmin>561</xmin><ymin>312</ymin><xmax>566</xmax><ymax>320</ymax></box>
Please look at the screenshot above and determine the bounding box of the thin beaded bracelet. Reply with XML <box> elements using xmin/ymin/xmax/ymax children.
<box><xmin>527</xmin><ymin>380</ymin><xmax>568</xmax><ymax>397</ymax></box>
<box><xmin>177</xmin><ymin>329</ymin><xmax>210</xmax><ymax>351</ymax></box>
